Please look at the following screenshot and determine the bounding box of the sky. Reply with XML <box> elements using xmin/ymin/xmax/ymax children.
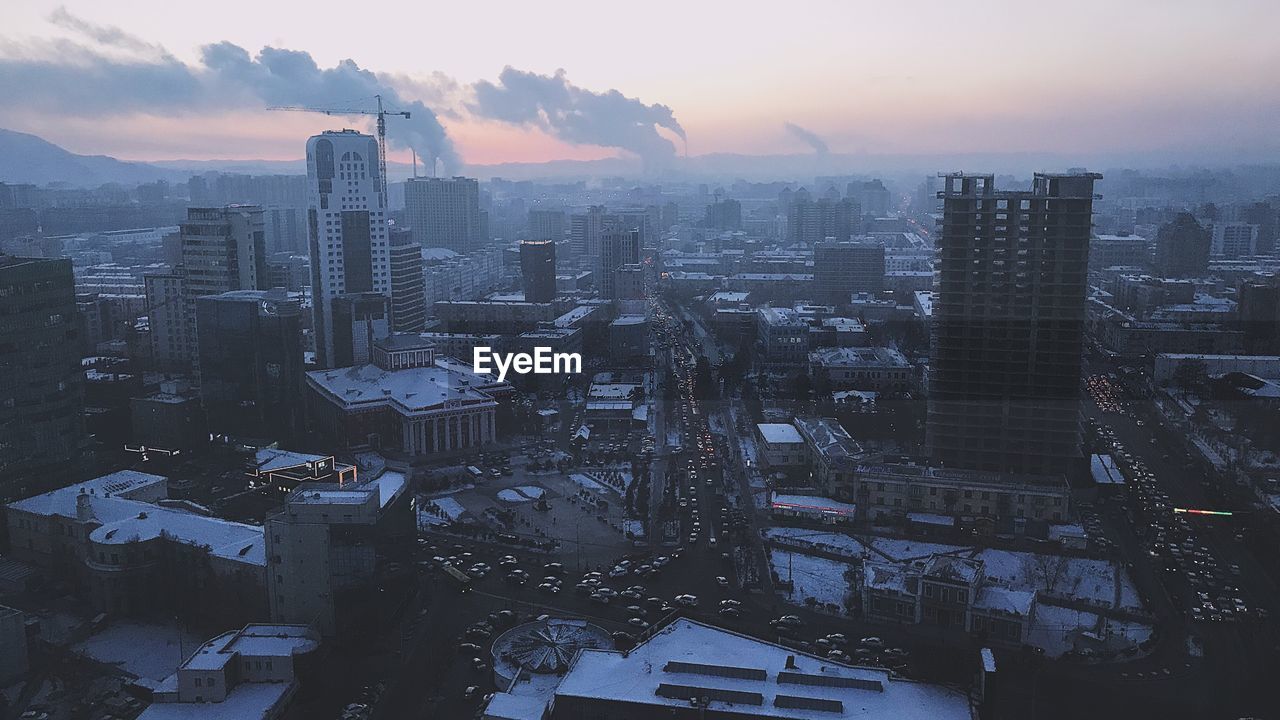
<box><xmin>2</xmin><ymin>0</ymin><xmax>1279</xmax><ymax>169</ymax></box>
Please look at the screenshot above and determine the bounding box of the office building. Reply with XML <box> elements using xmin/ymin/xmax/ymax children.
<box><xmin>195</xmin><ymin>290</ymin><xmax>305</xmax><ymax>442</ymax></box>
<box><xmin>1240</xmin><ymin>201</ymin><xmax>1277</xmax><ymax>255</ymax></box>
<box><xmin>306</xmin><ymin>130</ymin><xmax>390</xmax><ymax>368</ymax></box>
<box><xmin>704</xmin><ymin>198</ymin><xmax>742</xmax><ymax>230</ymax></box>
<box><xmin>403</xmin><ymin>176</ymin><xmax>482</xmax><ymax>251</ymax></box>
<box><xmin>388</xmin><ymin>228</ymin><xmax>426</xmax><ymax>333</ymax></box>
<box><xmin>144</xmin><ymin>271</ymin><xmax>190</xmax><ymax>371</ymax></box>
<box><xmin>1154</xmin><ymin>213</ymin><xmax>1210</xmax><ymax>277</ymax></box>
<box><xmin>1211</xmin><ymin>222</ymin><xmax>1259</xmax><ymax>258</ymax></box>
<box><xmin>571</xmin><ymin>205</ymin><xmax>610</xmax><ymax>262</ymax></box>
<box><xmin>265</xmin><ymin>470</ymin><xmax>411</xmax><ymax>638</ymax></box>
<box><xmin>527</xmin><ymin>207</ymin><xmax>566</xmax><ymax>243</ymax></box>
<box><xmin>927</xmin><ymin>173</ymin><xmax>1097</xmax><ymax>476</ymax></box>
<box><xmin>330</xmin><ymin>292</ymin><xmax>390</xmax><ymax>368</ymax></box>
<box><xmin>183</xmin><ymin>206</ymin><xmax>268</xmax><ymax>367</ymax></box>
<box><xmin>599</xmin><ymin>229</ymin><xmax>640</xmax><ymax>300</ymax></box>
<box><xmin>263</xmin><ymin>205</ymin><xmax>306</xmax><ymax>254</ymax></box>
<box><xmin>787</xmin><ymin>198</ymin><xmax>859</xmax><ymax>244</ymax></box>
<box><xmin>848</xmin><ymin>179</ymin><xmax>892</xmax><ymax>216</ymax></box>
<box><xmin>0</xmin><ymin>255</ymin><xmax>88</xmax><ymax>500</ymax></box>
<box><xmin>813</xmin><ymin>241</ymin><xmax>885</xmax><ymax>303</ymax></box>
<box><xmin>520</xmin><ymin>239</ymin><xmax>557</xmax><ymax>303</ymax></box>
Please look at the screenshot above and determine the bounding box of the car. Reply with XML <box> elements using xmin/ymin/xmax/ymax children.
<box><xmin>465</xmin><ymin>627</ymin><xmax>491</xmax><ymax>640</ymax></box>
<box><xmin>463</xmin><ymin>685</ymin><xmax>481</xmax><ymax>700</ymax></box>
<box><xmin>715</xmin><ymin>576</ymin><xmax>729</xmax><ymax>587</ymax></box>
<box><xmin>457</xmin><ymin>642</ymin><xmax>482</xmax><ymax>654</ymax></box>
<box><xmin>620</xmin><ymin>589</ymin><xmax>643</xmax><ymax>600</ymax></box>
<box><xmin>589</xmin><ymin>592</ymin><xmax>612</xmax><ymax>604</ymax></box>
<box><xmin>859</xmin><ymin>636</ymin><xmax>884</xmax><ymax>649</ymax></box>
<box><xmin>537</xmin><ymin>582</ymin><xmax>560</xmax><ymax>594</ymax></box>
<box><xmin>719</xmin><ymin>599</ymin><xmax>742</xmax><ymax>608</ymax></box>
<box><xmin>627</xmin><ymin>618</ymin><xmax>651</xmax><ymax>629</ymax></box>
<box><xmin>674</xmin><ymin>594</ymin><xmax>698</xmax><ymax>607</ymax></box>
<box><xmin>646</xmin><ymin>596</ymin><xmax>666</xmax><ymax>608</ymax></box>
<box><xmin>471</xmin><ymin>657</ymin><xmax>490</xmax><ymax>671</ymax></box>
<box><xmin>626</xmin><ymin>605</ymin><xmax>647</xmax><ymax>617</ymax></box>
<box><xmin>718</xmin><ymin>607</ymin><xmax>741</xmax><ymax>619</ymax></box>
<box><xmin>825</xmin><ymin>633</ymin><xmax>847</xmax><ymax>645</ymax></box>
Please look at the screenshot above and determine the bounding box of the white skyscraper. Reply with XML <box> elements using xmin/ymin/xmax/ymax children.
<box><xmin>306</xmin><ymin>130</ymin><xmax>391</xmax><ymax>368</ymax></box>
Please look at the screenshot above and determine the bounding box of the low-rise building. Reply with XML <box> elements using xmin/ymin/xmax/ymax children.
<box><xmin>140</xmin><ymin>624</ymin><xmax>319</xmax><ymax>720</ymax></box>
<box><xmin>809</xmin><ymin>346</ymin><xmax>912</xmax><ymax>393</ymax></box>
<box><xmin>755</xmin><ymin>423</ymin><xmax>807</xmax><ymax>472</ymax></box>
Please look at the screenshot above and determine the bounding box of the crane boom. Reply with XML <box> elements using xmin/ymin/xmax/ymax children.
<box><xmin>267</xmin><ymin>94</ymin><xmax>410</xmax><ymax>203</ymax></box>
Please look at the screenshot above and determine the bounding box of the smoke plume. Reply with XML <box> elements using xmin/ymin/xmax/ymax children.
<box><xmin>784</xmin><ymin>122</ymin><xmax>830</xmax><ymax>155</ymax></box>
<box><xmin>470</xmin><ymin>67</ymin><xmax>687</xmax><ymax>166</ymax></box>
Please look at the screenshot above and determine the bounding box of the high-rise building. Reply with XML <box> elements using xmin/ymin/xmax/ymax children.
<box><xmin>1237</xmin><ymin>277</ymin><xmax>1280</xmax><ymax>355</ymax></box>
<box><xmin>263</xmin><ymin>205</ymin><xmax>306</xmax><ymax>254</ymax></box>
<box><xmin>814</xmin><ymin>241</ymin><xmax>885</xmax><ymax>303</ymax></box>
<box><xmin>527</xmin><ymin>207</ymin><xmax>566</xmax><ymax>243</ymax></box>
<box><xmin>195</xmin><ymin>289</ymin><xmax>304</xmax><ymax>441</ymax></box>
<box><xmin>0</xmin><ymin>255</ymin><xmax>88</xmax><ymax>499</ymax></box>
<box><xmin>599</xmin><ymin>229</ymin><xmax>640</xmax><ymax>300</ymax></box>
<box><xmin>388</xmin><ymin>228</ymin><xmax>426</xmax><ymax>333</ymax></box>
<box><xmin>927</xmin><ymin>172</ymin><xmax>1098</xmax><ymax>477</ymax></box>
<box><xmin>403</xmin><ymin>176</ymin><xmax>482</xmax><ymax>251</ymax></box>
<box><xmin>1154</xmin><ymin>213</ymin><xmax>1210</xmax><ymax>277</ymax></box>
<box><xmin>571</xmin><ymin>205</ymin><xmax>610</xmax><ymax>265</ymax></box>
<box><xmin>144</xmin><ymin>271</ymin><xmax>189</xmax><ymax>371</ymax></box>
<box><xmin>306</xmin><ymin>130</ymin><xmax>390</xmax><ymax>368</ymax></box>
<box><xmin>704</xmin><ymin>198</ymin><xmax>742</xmax><ymax>230</ymax></box>
<box><xmin>1210</xmin><ymin>222</ymin><xmax>1259</xmax><ymax>258</ymax></box>
<box><xmin>331</xmin><ymin>292</ymin><xmax>390</xmax><ymax>368</ymax></box>
<box><xmin>182</xmin><ymin>205</ymin><xmax>268</xmax><ymax>370</ymax></box>
<box><xmin>1240</xmin><ymin>201</ymin><xmax>1278</xmax><ymax>255</ymax></box>
<box><xmin>787</xmin><ymin>198</ymin><xmax>859</xmax><ymax>244</ymax></box>
<box><xmin>847</xmin><ymin>179</ymin><xmax>892</xmax><ymax>216</ymax></box>
<box><xmin>520</xmin><ymin>239</ymin><xmax>557</xmax><ymax>303</ymax></box>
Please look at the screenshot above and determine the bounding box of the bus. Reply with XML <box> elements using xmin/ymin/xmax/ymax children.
<box><xmin>443</xmin><ymin>564</ymin><xmax>473</xmax><ymax>593</ymax></box>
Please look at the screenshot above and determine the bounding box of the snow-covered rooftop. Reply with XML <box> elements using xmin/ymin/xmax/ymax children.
<box><xmin>554</xmin><ymin>618</ymin><xmax>972</xmax><ymax>719</ymax></box>
<box><xmin>757</xmin><ymin>423</ymin><xmax>804</xmax><ymax>445</ymax></box>
<box><xmin>306</xmin><ymin>362</ymin><xmax>497</xmax><ymax>413</ymax></box>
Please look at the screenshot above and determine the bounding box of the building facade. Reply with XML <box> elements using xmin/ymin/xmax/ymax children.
<box><xmin>927</xmin><ymin>173</ymin><xmax>1096</xmax><ymax>476</ymax></box>
<box><xmin>403</xmin><ymin>176</ymin><xmax>482</xmax><ymax>251</ymax></box>
<box><xmin>306</xmin><ymin>130</ymin><xmax>390</xmax><ymax>368</ymax></box>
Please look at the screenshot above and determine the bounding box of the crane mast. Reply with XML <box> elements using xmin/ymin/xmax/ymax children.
<box><xmin>267</xmin><ymin>94</ymin><xmax>410</xmax><ymax>205</ymax></box>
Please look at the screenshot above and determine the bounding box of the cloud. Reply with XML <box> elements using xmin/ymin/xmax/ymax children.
<box><xmin>784</xmin><ymin>122</ymin><xmax>829</xmax><ymax>155</ymax></box>
<box><xmin>0</xmin><ymin>10</ymin><xmax>458</xmax><ymax>170</ymax></box>
<box><xmin>469</xmin><ymin>67</ymin><xmax>686</xmax><ymax>167</ymax></box>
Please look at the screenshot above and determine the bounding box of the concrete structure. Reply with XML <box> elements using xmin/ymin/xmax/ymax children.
<box><xmin>265</xmin><ymin>469</ymin><xmax>411</xmax><ymax>638</ymax></box>
<box><xmin>1211</xmin><ymin>222</ymin><xmax>1259</xmax><ymax>258</ymax></box>
<box><xmin>140</xmin><ymin>624</ymin><xmax>318</xmax><ymax>720</ymax></box>
<box><xmin>808</xmin><ymin>346</ymin><xmax>912</xmax><ymax>393</ymax></box>
<box><xmin>404</xmin><ymin>176</ymin><xmax>482</xmax><ymax>251</ymax></box>
<box><xmin>520</xmin><ymin>239</ymin><xmax>557</xmax><ymax>303</ymax></box>
<box><xmin>756</xmin><ymin>423</ymin><xmax>807</xmax><ymax>471</ymax></box>
<box><xmin>196</xmin><ymin>290</ymin><xmax>304</xmax><ymax>441</ymax></box>
<box><xmin>928</xmin><ymin>173</ymin><xmax>1096</xmax><ymax>476</ymax></box>
<box><xmin>305</xmin><ymin>335</ymin><xmax>507</xmax><ymax>457</ymax></box>
<box><xmin>1154</xmin><ymin>214</ymin><xmax>1210</xmax><ymax>278</ymax></box>
<box><xmin>306</xmin><ymin>130</ymin><xmax>390</xmax><ymax>368</ymax></box>
<box><xmin>331</xmin><ymin>292</ymin><xmax>390</xmax><ymax>368</ymax></box>
<box><xmin>813</xmin><ymin>241</ymin><xmax>885</xmax><ymax>303</ymax></box>
<box><xmin>0</xmin><ymin>255</ymin><xmax>88</xmax><ymax>499</ymax></box>
<box><xmin>5</xmin><ymin>471</ymin><xmax>267</xmax><ymax>624</ymax></box>
<box><xmin>0</xmin><ymin>604</ymin><xmax>28</xmax><ymax>685</ymax></box>
<box><xmin>534</xmin><ymin>617</ymin><xmax>974</xmax><ymax>719</ymax></box>
<box><xmin>388</xmin><ymin>227</ymin><xmax>426</xmax><ymax>333</ymax></box>
<box><xmin>787</xmin><ymin>198</ymin><xmax>859</xmax><ymax>244</ymax></box>
<box><xmin>144</xmin><ymin>271</ymin><xmax>190</xmax><ymax>371</ymax></box>
<box><xmin>756</xmin><ymin>307</ymin><xmax>809</xmax><ymax>374</ymax></box>
<box><xmin>527</xmin><ymin>207</ymin><xmax>566</xmax><ymax>244</ymax></box>
<box><xmin>599</xmin><ymin>229</ymin><xmax>640</xmax><ymax>300</ymax></box>
<box><xmin>842</xmin><ymin>462</ymin><xmax>1070</xmax><ymax>526</ymax></box>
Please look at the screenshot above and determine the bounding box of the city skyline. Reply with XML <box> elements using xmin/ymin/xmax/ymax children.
<box><xmin>2</xmin><ymin>1</ymin><xmax>1278</xmax><ymax>168</ymax></box>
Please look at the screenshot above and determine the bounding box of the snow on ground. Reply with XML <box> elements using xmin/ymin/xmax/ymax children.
<box><xmin>769</xmin><ymin>548</ymin><xmax>851</xmax><ymax>610</ymax></box>
<box><xmin>497</xmin><ymin>486</ymin><xmax>546</xmax><ymax>503</ymax></box>
<box><xmin>764</xmin><ymin>527</ymin><xmax>869</xmax><ymax>558</ymax></box>
<box><xmin>74</xmin><ymin>622</ymin><xmax>203</xmax><ymax>680</ymax></box>
<box><xmin>570</xmin><ymin>473</ymin><xmax>612</xmax><ymax>495</ymax></box>
<box><xmin>768</xmin><ymin>530</ymin><xmax>1142</xmax><ymax>611</ymax></box>
<box><xmin>419</xmin><ymin>496</ymin><xmax>467</xmax><ymax>528</ymax></box>
<box><xmin>1025</xmin><ymin>605</ymin><xmax>1153</xmax><ymax>659</ymax></box>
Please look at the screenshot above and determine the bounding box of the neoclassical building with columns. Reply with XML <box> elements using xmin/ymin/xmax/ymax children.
<box><xmin>305</xmin><ymin>334</ymin><xmax>510</xmax><ymax>457</ymax></box>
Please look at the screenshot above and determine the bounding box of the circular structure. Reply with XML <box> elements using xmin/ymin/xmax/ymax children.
<box><xmin>491</xmin><ymin>617</ymin><xmax>612</xmax><ymax>686</ymax></box>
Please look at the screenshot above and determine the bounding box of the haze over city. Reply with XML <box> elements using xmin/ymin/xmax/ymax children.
<box><xmin>2</xmin><ymin>0</ymin><xmax>1279</xmax><ymax>171</ymax></box>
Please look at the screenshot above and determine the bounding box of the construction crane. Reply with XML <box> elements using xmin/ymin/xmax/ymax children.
<box><xmin>268</xmin><ymin>94</ymin><xmax>410</xmax><ymax>201</ymax></box>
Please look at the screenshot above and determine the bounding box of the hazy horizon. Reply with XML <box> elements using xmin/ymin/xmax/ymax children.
<box><xmin>3</xmin><ymin>1</ymin><xmax>1279</xmax><ymax>173</ymax></box>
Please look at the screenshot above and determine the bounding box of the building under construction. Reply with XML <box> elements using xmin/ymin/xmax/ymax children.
<box><xmin>926</xmin><ymin>172</ymin><xmax>1100</xmax><ymax>478</ymax></box>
